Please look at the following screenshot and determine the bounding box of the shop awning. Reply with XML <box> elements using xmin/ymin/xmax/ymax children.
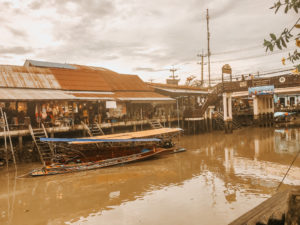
<box><xmin>0</xmin><ymin>88</ymin><xmax>75</xmax><ymax>100</ymax></box>
<box><xmin>117</xmin><ymin>97</ymin><xmax>175</xmax><ymax>103</ymax></box>
<box><xmin>66</xmin><ymin>91</ymin><xmax>115</xmax><ymax>100</ymax></box>
<box><xmin>115</xmin><ymin>92</ymin><xmax>175</xmax><ymax>103</ymax></box>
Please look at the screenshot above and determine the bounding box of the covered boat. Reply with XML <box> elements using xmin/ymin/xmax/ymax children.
<box><xmin>30</xmin><ymin>128</ymin><xmax>182</xmax><ymax>176</ymax></box>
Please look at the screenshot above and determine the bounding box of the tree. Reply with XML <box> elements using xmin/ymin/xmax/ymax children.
<box><xmin>263</xmin><ymin>0</ymin><xmax>300</xmax><ymax>65</ymax></box>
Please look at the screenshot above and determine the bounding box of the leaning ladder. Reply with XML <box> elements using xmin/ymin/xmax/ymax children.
<box><xmin>148</xmin><ymin>119</ymin><xmax>164</xmax><ymax>129</ymax></box>
<box><xmin>0</xmin><ymin>108</ymin><xmax>16</xmax><ymax>167</ymax></box>
<box><xmin>29</xmin><ymin>123</ymin><xmax>54</xmax><ymax>166</ymax></box>
<box><xmin>81</xmin><ymin>121</ymin><xmax>104</xmax><ymax>137</ymax></box>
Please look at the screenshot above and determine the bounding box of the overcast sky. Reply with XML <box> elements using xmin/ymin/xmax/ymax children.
<box><xmin>0</xmin><ymin>0</ymin><xmax>298</xmax><ymax>85</ymax></box>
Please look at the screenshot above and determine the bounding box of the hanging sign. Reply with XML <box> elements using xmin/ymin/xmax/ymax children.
<box><xmin>106</xmin><ymin>101</ymin><xmax>117</xmax><ymax>109</ymax></box>
<box><xmin>279</xmin><ymin>77</ymin><xmax>286</xmax><ymax>83</ymax></box>
<box><xmin>248</xmin><ymin>85</ymin><xmax>274</xmax><ymax>97</ymax></box>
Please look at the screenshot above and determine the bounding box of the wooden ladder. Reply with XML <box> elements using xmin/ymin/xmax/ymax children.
<box><xmin>81</xmin><ymin>121</ymin><xmax>105</xmax><ymax>137</ymax></box>
<box><xmin>148</xmin><ymin>119</ymin><xmax>163</xmax><ymax>129</ymax></box>
<box><xmin>29</xmin><ymin>123</ymin><xmax>54</xmax><ymax>166</ymax></box>
<box><xmin>0</xmin><ymin>108</ymin><xmax>16</xmax><ymax>166</ymax></box>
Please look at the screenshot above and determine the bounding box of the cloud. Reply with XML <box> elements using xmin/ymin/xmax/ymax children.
<box><xmin>5</xmin><ymin>26</ymin><xmax>27</xmax><ymax>38</ymax></box>
<box><xmin>0</xmin><ymin>0</ymin><xmax>297</xmax><ymax>84</ymax></box>
<box><xmin>134</xmin><ymin>67</ymin><xmax>168</xmax><ymax>72</ymax></box>
<box><xmin>0</xmin><ymin>46</ymin><xmax>33</xmax><ymax>55</ymax></box>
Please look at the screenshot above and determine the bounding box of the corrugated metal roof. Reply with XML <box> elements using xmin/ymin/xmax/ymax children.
<box><xmin>49</xmin><ymin>67</ymin><xmax>113</xmax><ymax>91</ymax></box>
<box><xmin>106</xmin><ymin>74</ymin><xmax>154</xmax><ymax>91</ymax></box>
<box><xmin>0</xmin><ymin>66</ymin><xmax>61</xmax><ymax>89</ymax></box>
<box><xmin>0</xmin><ymin>61</ymin><xmax>166</xmax><ymax>97</ymax></box>
<box><xmin>25</xmin><ymin>59</ymin><xmax>77</xmax><ymax>70</ymax></box>
<box><xmin>0</xmin><ymin>88</ymin><xmax>75</xmax><ymax>100</ymax></box>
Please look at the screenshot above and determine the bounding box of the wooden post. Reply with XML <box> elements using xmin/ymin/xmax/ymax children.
<box><xmin>18</xmin><ymin>135</ymin><xmax>23</xmax><ymax>151</ymax></box>
<box><xmin>111</xmin><ymin>125</ymin><xmax>114</xmax><ymax>133</ymax></box>
<box><xmin>193</xmin><ymin>120</ymin><xmax>196</xmax><ymax>134</ymax></box>
<box><xmin>50</xmin><ymin>129</ymin><xmax>54</xmax><ymax>138</ymax></box>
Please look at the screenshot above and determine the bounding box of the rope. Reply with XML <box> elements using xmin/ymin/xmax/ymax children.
<box><xmin>276</xmin><ymin>149</ymin><xmax>300</xmax><ymax>192</ymax></box>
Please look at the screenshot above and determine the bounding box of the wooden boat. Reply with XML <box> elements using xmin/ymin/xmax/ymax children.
<box><xmin>30</xmin><ymin>128</ymin><xmax>182</xmax><ymax>176</ymax></box>
<box><xmin>30</xmin><ymin>146</ymin><xmax>174</xmax><ymax>176</ymax></box>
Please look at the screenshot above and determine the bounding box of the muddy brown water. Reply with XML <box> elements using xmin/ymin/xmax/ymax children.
<box><xmin>1</xmin><ymin>127</ymin><xmax>300</xmax><ymax>225</ymax></box>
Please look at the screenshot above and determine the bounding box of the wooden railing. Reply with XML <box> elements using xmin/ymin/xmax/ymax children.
<box><xmin>222</xmin><ymin>74</ymin><xmax>300</xmax><ymax>93</ymax></box>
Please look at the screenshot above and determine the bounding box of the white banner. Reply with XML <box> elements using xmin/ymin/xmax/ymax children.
<box><xmin>106</xmin><ymin>101</ymin><xmax>117</xmax><ymax>109</ymax></box>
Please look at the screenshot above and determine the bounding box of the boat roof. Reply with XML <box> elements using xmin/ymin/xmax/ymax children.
<box><xmin>85</xmin><ymin>128</ymin><xmax>182</xmax><ymax>140</ymax></box>
<box><xmin>40</xmin><ymin>138</ymin><xmax>161</xmax><ymax>144</ymax></box>
<box><xmin>40</xmin><ymin>128</ymin><xmax>182</xmax><ymax>144</ymax></box>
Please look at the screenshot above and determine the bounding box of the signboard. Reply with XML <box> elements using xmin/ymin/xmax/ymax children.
<box><xmin>106</xmin><ymin>101</ymin><xmax>117</xmax><ymax>109</ymax></box>
<box><xmin>248</xmin><ymin>85</ymin><xmax>274</xmax><ymax>97</ymax></box>
<box><xmin>239</xmin><ymin>81</ymin><xmax>247</xmax><ymax>87</ymax></box>
<box><xmin>222</xmin><ymin>64</ymin><xmax>232</xmax><ymax>74</ymax></box>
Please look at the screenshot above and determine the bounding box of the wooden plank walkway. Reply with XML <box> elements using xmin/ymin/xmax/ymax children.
<box><xmin>229</xmin><ymin>190</ymin><xmax>290</xmax><ymax>225</ymax></box>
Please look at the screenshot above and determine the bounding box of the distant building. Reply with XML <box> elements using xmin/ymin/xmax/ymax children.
<box><xmin>0</xmin><ymin>60</ymin><xmax>174</xmax><ymax>127</ymax></box>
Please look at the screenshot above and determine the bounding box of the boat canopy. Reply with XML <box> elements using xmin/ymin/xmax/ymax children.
<box><xmin>40</xmin><ymin>137</ymin><xmax>161</xmax><ymax>144</ymax></box>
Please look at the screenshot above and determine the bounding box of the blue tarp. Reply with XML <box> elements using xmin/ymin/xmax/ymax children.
<box><xmin>40</xmin><ymin>137</ymin><xmax>161</xmax><ymax>143</ymax></box>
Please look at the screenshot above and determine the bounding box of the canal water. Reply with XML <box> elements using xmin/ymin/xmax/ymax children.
<box><xmin>1</xmin><ymin>127</ymin><xmax>300</xmax><ymax>225</ymax></box>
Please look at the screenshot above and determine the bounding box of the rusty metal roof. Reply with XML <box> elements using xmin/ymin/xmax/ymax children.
<box><xmin>0</xmin><ymin>61</ymin><xmax>168</xmax><ymax>101</ymax></box>
<box><xmin>106</xmin><ymin>74</ymin><xmax>154</xmax><ymax>91</ymax></box>
<box><xmin>48</xmin><ymin>67</ymin><xmax>113</xmax><ymax>91</ymax></box>
<box><xmin>0</xmin><ymin>65</ymin><xmax>61</xmax><ymax>89</ymax></box>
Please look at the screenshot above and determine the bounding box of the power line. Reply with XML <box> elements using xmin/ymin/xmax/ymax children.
<box><xmin>210</xmin><ymin>45</ymin><xmax>262</xmax><ymax>56</ymax></box>
<box><xmin>210</xmin><ymin>47</ymin><xmax>293</xmax><ymax>64</ymax></box>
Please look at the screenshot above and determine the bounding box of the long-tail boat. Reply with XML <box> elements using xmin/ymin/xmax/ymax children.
<box><xmin>30</xmin><ymin>128</ymin><xmax>182</xmax><ymax>176</ymax></box>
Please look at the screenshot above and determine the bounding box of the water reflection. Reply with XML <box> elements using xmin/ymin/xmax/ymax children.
<box><xmin>0</xmin><ymin>128</ymin><xmax>300</xmax><ymax>225</ymax></box>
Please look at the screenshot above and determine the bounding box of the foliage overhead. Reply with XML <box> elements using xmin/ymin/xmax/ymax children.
<box><xmin>264</xmin><ymin>0</ymin><xmax>300</xmax><ymax>66</ymax></box>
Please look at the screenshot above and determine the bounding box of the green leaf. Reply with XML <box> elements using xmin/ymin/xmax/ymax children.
<box><xmin>275</xmin><ymin>4</ymin><xmax>281</xmax><ymax>13</ymax></box>
<box><xmin>270</xmin><ymin>33</ymin><xmax>276</xmax><ymax>40</ymax></box>
<box><xmin>270</xmin><ymin>44</ymin><xmax>274</xmax><ymax>51</ymax></box>
<box><xmin>284</xmin><ymin>5</ymin><xmax>289</xmax><ymax>13</ymax></box>
<box><xmin>276</xmin><ymin>40</ymin><xmax>282</xmax><ymax>50</ymax></box>
<box><xmin>294</xmin><ymin>5</ymin><xmax>299</xmax><ymax>13</ymax></box>
<box><xmin>281</xmin><ymin>37</ymin><xmax>287</xmax><ymax>48</ymax></box>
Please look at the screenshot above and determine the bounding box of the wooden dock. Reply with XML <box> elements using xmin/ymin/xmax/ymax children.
<box><xmin>229</xmin><ymin>187</ymin><xmax>300</xmax><ymax>225</ymax></box>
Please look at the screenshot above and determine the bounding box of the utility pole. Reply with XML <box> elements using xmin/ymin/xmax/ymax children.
<box><xmin>197</xmin><ymin>50</ymin><xmax>207</xmax><ymax>86</ymax></box>
<box><xmin>206</xmin><ymin>8</ymin><xmax>211</xmax><ymax>87</ymax></box>
<box><xmin>169</xmin><ymin>66</ymin><xmax>178</xmax><ymax>80</ymax></box>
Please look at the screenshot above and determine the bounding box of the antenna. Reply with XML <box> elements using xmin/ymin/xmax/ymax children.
<box><xmin>206</xmin><ymin>8</ymin><xmax>211</xmax><ymax>87</ymax></box>
<box><xmin>148</xmin><ymin>78</ymin><xmax>155</xmax><ymax>83</ymax></box>
<box><xmin>169</xmin><ymin>66</ymin><xmax>178</xmax><ymax>80</ymax></box>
